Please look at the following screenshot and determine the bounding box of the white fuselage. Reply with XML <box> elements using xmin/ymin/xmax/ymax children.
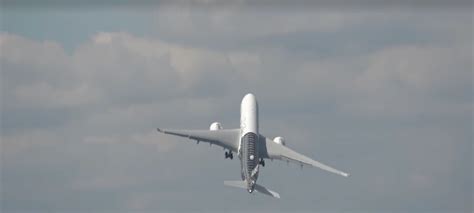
<box><xmin>240</xmin><ymin>93</ymin><xmax>259</xmax><ymax>136</ymax></box>
<box><xmin>239</xmin><ymin>93</ymin><xmax>259</xmax><ymax>193</ymax></box>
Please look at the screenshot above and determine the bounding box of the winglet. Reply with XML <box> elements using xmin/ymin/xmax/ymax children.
<box><xmin>157</xmin><ymin>128</ymin><xmax>163</xmax><ymax>133</ymax></box>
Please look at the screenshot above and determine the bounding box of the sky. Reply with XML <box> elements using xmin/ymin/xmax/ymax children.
<box><xmin>1</xmin><ymin>1</ymin><xmax>473</xmax><ymax>213</ymax></box>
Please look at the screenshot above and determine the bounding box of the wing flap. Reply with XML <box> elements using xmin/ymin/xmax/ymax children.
<box><xmin>260</xmin><ymin>135</ymin><xmax>349</xmax><ymax>177</ymax></box>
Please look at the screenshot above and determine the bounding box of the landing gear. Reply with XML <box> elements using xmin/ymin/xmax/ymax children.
<box><xmin>259</xmin><ymin>158</ymin><xmax>265</xmax><ymax>167</ymax></box>
<box><xmin>225</xmin><ymin>151</ymin><xmax>233</xmax><ymax>160</ymax></box>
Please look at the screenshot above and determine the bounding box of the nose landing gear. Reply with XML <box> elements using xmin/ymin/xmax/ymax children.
<box><xmin>259</xmin><ymin>158</ymin><xmax>265</xmax><ymax>167</ymax></box>
<box><xmin>225</xmin><ymin>151</ymin><xmax>233</xmax><ymax>160</ymax></box>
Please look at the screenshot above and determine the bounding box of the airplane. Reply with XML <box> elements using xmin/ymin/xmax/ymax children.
<box><xmin>157</xmin><ymin>93</ymin><xmax>349</xmax><ymax>198</ymax></box>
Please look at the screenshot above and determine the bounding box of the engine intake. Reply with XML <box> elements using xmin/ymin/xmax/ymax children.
<box><xmin>210</xmin><ymin>122</ymin><xmax>223</xmax><ymax>131</ymax></box>
<box><xmin>273</xmin><ymin>136</ymin><xmax>286</xmax><ymax>146</ymax></box>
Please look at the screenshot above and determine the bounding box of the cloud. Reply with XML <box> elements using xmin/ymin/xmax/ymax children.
<box><xmin>356</xmin><ymin>45</ymin><xmax>471</xmax><ymax>94</ymax></box>
<box><xmin>1</xmin><ymin>7</ymin><xmax>472</xmax><ymax>212</ymax></box>
<box><xmin>154</xmin><ymin>7</ymin><xmax>356</xmax><ymax>37</ymax></box>
<box><xmin>2</xmin><ymin>0</ymin><xmax>472</xmax><ymax>9</ymax></box>
<box><xmin>151</xmin><ymin>8</ymin><xmax>374</xmax><ymax>51</ymax></box>
<box><xmin>343</xmin><ymin>44</ymin><xmax>472</xmax><ymax>118</ymax></box>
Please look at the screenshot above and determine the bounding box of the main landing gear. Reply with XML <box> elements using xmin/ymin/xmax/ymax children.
<box><xmin>225</xmin><ymin>151</ymin><xmax>233</xmax><ymax>160</ymax></box>
<box><xmin>259</xmin><ymin>158</ymin><xmax>265</xmax><ymax>167</ymax></box>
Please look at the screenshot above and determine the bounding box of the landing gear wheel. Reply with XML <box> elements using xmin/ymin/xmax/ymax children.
<box><xmin>259</xmin><ymin>159</ymin><xmax>265</xmax><ymax>167</ymax></box>
<box><xmin>225</xmin><ymin>151</ymin><xmax>233</xmax><ymax>160</ymax></box>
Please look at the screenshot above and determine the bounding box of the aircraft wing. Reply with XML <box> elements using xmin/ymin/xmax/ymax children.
<box><xmin>259</xmin><ymin>135</ymin><xmax>349</xmax><ymax>177</ymax></box>
<box><xmin>157</xmin><ymin>128</ymin><xmax>240</xmax><ymax>152</ymax></box>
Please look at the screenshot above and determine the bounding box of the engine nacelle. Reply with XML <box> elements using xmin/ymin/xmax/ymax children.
<box><xmin>209</xmin><ymin>122</ymin><xmax>223</xmax><ymax>131</ymax></box>
<box><xmin>273</xmin><ymin>136</ymin><xmax>286</xmax><ymax>146</ymax></box>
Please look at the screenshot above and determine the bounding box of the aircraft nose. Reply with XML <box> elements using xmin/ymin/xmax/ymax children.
<box><xmin>245</xmin><ymin>93</ymin><xmax>254</xmax><ymax>97</ymax></box>
<box><xmin>242</xmin><ymin>93</ymin><xmax>256</xmax><ymax>104</ymax></box>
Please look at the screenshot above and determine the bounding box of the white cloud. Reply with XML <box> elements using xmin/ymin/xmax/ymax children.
<box><xmin>0</xmin><ymin>33</ymin><xmax>68</xmax><ymax>67</ymax></box>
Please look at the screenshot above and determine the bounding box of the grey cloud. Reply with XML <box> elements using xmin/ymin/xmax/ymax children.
<box><xmin>0</xmin><ymin>32</ymin><xmax>242</xmax><ymax>134</ymax></box>
<box><xmin>151</xmin><ymin>8</ymin><xmax>472</xmax><ymax>58</ymax></box>
<box><xmin>341</xmin><ymin>44</ymin><xmax>472</xmax><ymax>119</ymax></box>
<box><xmin>1</xmin><ymin>0</ymin><xmax>472</xmax><ymax>9</ymax></box>
<box><xmin>1</xmin><ymin>8</ymin><xmax>472</xmax><ymax>213</ymax></box>
<box><xmin>151</xmin><ymin>9</ymin><xmax>372</xmax><ymax>51</ymax></box>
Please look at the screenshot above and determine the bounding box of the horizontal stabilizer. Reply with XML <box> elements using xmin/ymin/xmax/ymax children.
<box><xmin>224</xmin><ymin>180</ymin><xmax>247</xmax><ymax>189</ymax></box>
<box><xmin>254</xmin><ymin>184</ymin><xmax>280</xmax><ymax>199</ymax></box>
<box><xmin>224</xmin><ymin>181</ymin><xmax>280</xmax><ymax>199</ymax></box>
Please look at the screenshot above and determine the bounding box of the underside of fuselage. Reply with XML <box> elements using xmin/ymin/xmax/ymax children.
<box><xmin>239</xmin><ymin>93</ymin><xmax>261</xmax><ymax>193</ymax></box>
<box><xmin>240</xmin><ymin>132</ymin><xmax>259</xmax><ymax>192</ymax></box>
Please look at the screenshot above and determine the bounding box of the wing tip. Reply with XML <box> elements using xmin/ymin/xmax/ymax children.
<box><xmin>274</xmin><ymin>193</ymin><xmax>281</xmax><ymax>199</ymax></box>
<box><xmin>157</xmin><ymin>128</ymin><xmax>163</xmax><ymax>133</ymax></box>
<box><xmin>341</xmin><ymin>172</ymin><xmax>350</xmax><ymax>177</ymax></box>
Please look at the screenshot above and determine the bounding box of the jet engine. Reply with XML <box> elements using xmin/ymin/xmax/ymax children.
<box><xmin>209</xmin><ymin>122</ymin><xmax>223</xmax><ymax>131</ymax></box>
<box><xmin>273</xmin><ymin>136</ymin><xmax>286</xmax><ymax>146</ymax></box>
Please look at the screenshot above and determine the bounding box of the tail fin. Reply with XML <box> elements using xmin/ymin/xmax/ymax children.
<box><xmin>224</xmin><ymin>181</ymin><xmax>280</xmax><ymax>199</ymax></box>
